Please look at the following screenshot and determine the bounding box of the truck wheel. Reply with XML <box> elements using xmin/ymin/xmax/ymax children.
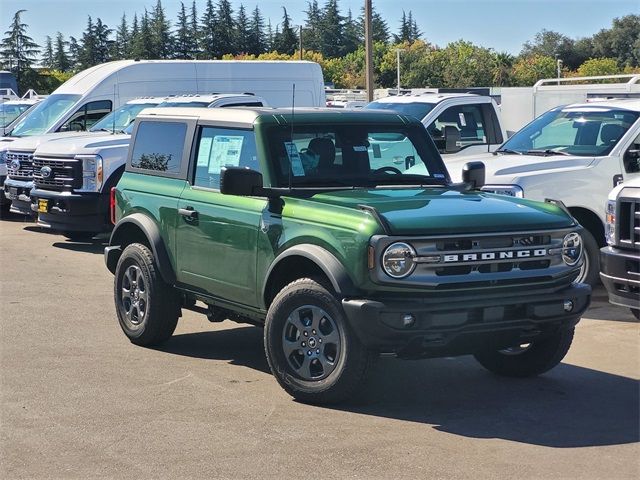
<box><xmin>474</xmin><ymin>327</ymin><xmax>574</xmax><ymax>377</ymax></box>
<box><xmin>62</xmin><ymin>231</ymin><xmax>96</xmax><ymax>242</ymax></box>
<box><xmin>575</xmin><ymin>229</ymin><xmax>599</xmax><ymax>286</ymax></box>
<box><xmin>264</xmin><ymin>278</ymin><xmax>374</xmax><ymax>404</ymax></box>
<box><xmin>114</xmin><ymin>243</ymin><xmax>179</xmax><ymax>346</ymax></box>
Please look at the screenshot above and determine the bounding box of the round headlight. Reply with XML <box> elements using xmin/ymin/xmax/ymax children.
<box><xmin>562</xmin><ymin>233</ymin><xmax>583</xmax><ymax>266</ymax></box>
<box><xmin>382</xmin><ymin>242</ymin><xmax>416</xmax><ymax>278</ymax></box>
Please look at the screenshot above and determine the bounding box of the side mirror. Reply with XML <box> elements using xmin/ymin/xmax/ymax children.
<box><xmin>462</xmin><ymin>161</ymin><xmax>485</xmax><ymax>190</ymax></box>
<box><xmin>443</xmin><ymin>126</ymin><xmax>461</xmax><ymax>153</ymax></box>
<box><xmin>220</xmin><ymin>167</ymin><xmax>264</xmax><ymax>196</ymax></box>
<box><xmin>624</xmin><ymin>149</ymin><xmax>640</xmax><ymax>174</ymax></box>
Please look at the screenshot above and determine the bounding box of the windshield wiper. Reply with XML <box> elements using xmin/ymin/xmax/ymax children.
<box><xmin>524</xmin><ymin>149</ymin><xmax>572</xmax><ymax>157</ymax></box>
<box><xmin>494</xmin><ymin>148</ymin><xmax>522</xmax><ymax>155</ymax></box>
<box><xmin>368</xmin><ymin>173</ymin><xmax>446</xmax><ymax>187</ymax></box>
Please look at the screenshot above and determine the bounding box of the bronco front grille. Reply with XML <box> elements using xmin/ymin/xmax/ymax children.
<box><xmin>618</xmin><ymin>198</ymin><xmax>640</xmax><ymax>250</ymax></box>
<box><xmin>33</xmin><ymin>156</ymin><xmax>82</xmax><ymax>190</ymax></box>
<box><xmin>6</xmin><ymin>151</ymin><xmax>34</xmax><ymax>180</ymax></box>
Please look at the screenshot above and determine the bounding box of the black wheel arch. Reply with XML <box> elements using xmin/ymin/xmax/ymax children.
<box><xmin>262</xmin><ymin>244</ymin><xmax>358</xmax><ymax>310</ymax></box>
<box><xmin>106</xmin><ymin>213</ymin><xmax>176</xmax><ymax>284</ymax></box>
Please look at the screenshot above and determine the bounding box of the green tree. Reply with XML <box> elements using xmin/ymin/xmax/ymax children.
<box><xmin>150</xmin><ymin>0</ymin><xmax>172</xmax><ymax>59</ymax></box>
<box><xmin>512</xmin><ymin>54</ymin><xmax>557</xmax><ymax>86</ymax></box>
<box><xmin>94</xmin><ymin>18</ymin><xmax>113</xmax><ymax>64</ymax></box>
<box><xmin>41</xmin><ymin>36</ymin><xmax>54</xmax><ymax>69</ymax></box>
<box><xmin>274</xmin><ymin>7</ymin><xmax>297</xmax><ymax>55</ymax></box>
<box><xmin>0</xmin><ymin>9</ymin><xmax>40</xmax><ymax>86</ymax></box>
<box><xmin>200</xmin><ymin>0</ymin><xmax>217</xmax><ymax>59</ymax></box>
<box><xmin>592</xmin><ymin>14</ymin><xmax>640</xmax><ymax>67</ymax></box>
<box><xmin>174</xmin><ymin>2</ymin><xmax>193</xmax><ymax>59</ymax></box>
<box><xmin>577</xmin><ymin>58</ymin><xmax>622</xmax><ymax>77</ymax></box>
<box><xmin>520</xmin><ymin>29</ymin><xmax>577</xmax><ymax>67</ymax></box>
<box><xmin>78</xmin><ymin>16</ymin><xmax>97</xmax><ymax>68</ymax></box>
<box><xmin>235</xmin><ymin>4</ymin><xmax>250</xmax><ymax>54</ymax></box>
<box><xmin>53</xmin><ymin>32</ymin><xmax>71</xmax><ymax>72</ymax></box>
<box><xmin>114</xmin><ymin>14</ymin><xmax>130</xmax><ymax>59</ymax></box>
<box><xmin>214</xmin><ymin>0</ymin><xmax>236</xmax><ymax>57</ymax></box>
<box><xmin>357</xmin><ymin>4</ymin><xmax>390</xmax><ymax>44</ymax></box>
<box><xmin>303</xmin><ymin>1</ymin><xmax>322</xmax><ymax>52</ymax></box>
<box><xmin>492</xmin><ymin>52</ymin><xmax>515</xmax><ymax>86</ymax></box>
<box><xmin>319</xmin><ymin>0</ymin><xmax>344</xmax><ymax>58</ymax></box>
<box><xmin>131</xmin><ymin>10</ymin><xmax>153</xmax><ymax>59</ymax></box>
<box><xmin>190</xmin><ymin>1</ymin><xmax>201</xmax><ymax>58</ymax></box>
<box><xmin>247</xmin><ymin>6</ymin><xmax>266</xmax><ymax>55</ymax></box>
<box><xmin>67</xmin><ymin>36</ymin><xmax>81</xmax><ymax>69</ymax></box>
<box><xmin>342</xmin><ymin>9</ymin><xmax>360</xmax><ymax>55</ymax></box>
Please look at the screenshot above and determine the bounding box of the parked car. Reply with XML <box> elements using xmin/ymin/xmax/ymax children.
<box><xmin>104</xmin><ymin>107</ymin><xmax>590</xmax><ymax>404</ymax></box>
<box><xmin>29</xmin><ymin>93</ymin><xmax>268</xmax><ymax>239</ymax></box>
<box><xmin>600</xmin><ymin>175</ymin><xmax>640</xmax><ymax>319</ymax></box>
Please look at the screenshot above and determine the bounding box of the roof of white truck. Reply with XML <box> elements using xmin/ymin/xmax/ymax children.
<box><xmin>372</xmin><ymin>92</ymin><xmax>486</xmax><ymax>105</ymax></box>
<box><xmin>564</xmin><ymin>98</ymin><xmax>640</xmax><ymax>111</ymax></box>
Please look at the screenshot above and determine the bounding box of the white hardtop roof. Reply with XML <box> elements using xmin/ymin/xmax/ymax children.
<box><xmin>139</xmin><ymin>106</ymin><xmax>265</xmax><ymax>123</ymax></box>
<box><xmin>561</xmin><ymin>98</ymin><xmax>640</xmax><ymax>112</ymax></box>
<box><xmin>372</xmin><ymin>92</ymin><xmax>484</xmax><ymax>105</ymax></box>
<box><xmin>2</xmin><ymin>97</ymin><xmax>43</xmax><ymax>106</ymax></box>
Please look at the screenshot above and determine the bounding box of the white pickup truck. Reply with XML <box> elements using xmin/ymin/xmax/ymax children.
<box><xmin>442</xmin><ymin>98</ymin><xmax>640</xmax><ymax>286</ymax></box>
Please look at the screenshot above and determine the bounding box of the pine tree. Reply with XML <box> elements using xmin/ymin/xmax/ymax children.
<box><xmin>266</xmin><ymin>19</ymin><xmax>274</xmax><ymax>52</ymax></box>
<box><xmin>274</xmin><ymin>7</ymin><xmax>297</xmax><ymax>55</ymax></box>
<box><xmin>94</xmin><ymin>18</ymin><xmax>113</xmax><ymax>64</ymax></box>
<box><xmin>175</xmin><ymin>2</ymin><xmax>192</xmax><ymax>58</ymax></box>
<box><xmin>150</xmin><ymin>0</ymin><xmax>172</xmax><ymax>59</ymax></box>
<box><xmin>200</xmin><ymin>0</ymin><xmax>217</xmax><ymax>59</ymax></box>
<box><xmin>68</xmin><ymin>36</ymin><xmax>81</xmax><ymax>69</ymax></box>
<box><xmin>358</xmin><ymin>4</ymin><xmax>390</xmax><ymax>44</ymax></box>
<box><xmin>131</xmin><ymin>10</ymin><xmax>153</xmax><ymax>59</ymax></box>
<box><xmin>214</xmin><ymin>0</ymin><xmax>236</xmax><ymax>57</ymax></box>
<box><xmin>0</xmin><ymin>9</ymin><xmax>40</xmax><ymax>80</ymax></box>
<box><xmin>235</xmin><ymin>5</ymin><xmax>250</xmax><ymax>54</ymax></box>
<box><xmin>303</xmin><ymin>0</ymin><xmax>322</xmax><ymax>52</ymax></box>
<box><xmin>78</xmin><ymin>16</ymin><xmax>97</xmax><ymax>68</ymax></box>
<box><xmin>342</xmin><ymin>9</ymin><xmax>359</xmax><ymax>55</ymax></box>
<box><xmin>395</xmin><ymin>10</ymin><xmax>421</xmax><ymax>43</ymax></box>
<box><xmin>407</xmin><ymin>11</ymin><xmax>422</xmax><ymax>42</ymax></box>
<box><xmin>53</xmin><ymin>32</ymin><xmax>71</xmax><ymax>71</ymax></box>
<box><xmin>41</xmin><ymin>35</ymin><xmax>54</xmax><ymax>69</ymax></box>
<box><xmin>190</xmin><ymin>1</ymin><xmax>201</xmax><ymax>58</ymax></box>
<box><xmin>247</xmin><ymin>6</ymin><xmax>266</xmax><ymax>56</ymax></box>
<box><xmin>319</xmin><ymin>0</ymin><xmax>343</xmax><ymax>58</ymax></box>
<box><xmin>129</xmin><ymin>14</ymin><xmax>140</xmax><ymax>58</ymax></box>
<box><xmin>114</xmin><ymin>14</ymin><xmax>130</xmax><ymax>59</ymax></box>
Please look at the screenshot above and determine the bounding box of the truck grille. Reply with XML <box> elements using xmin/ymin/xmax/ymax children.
<box><xmin>618</xmin><ymin>199</ymin><xmax>640</xmax><ymax>250</ymax></box>
<box><xmin>32</xmin><ymin>156</ymin><xmax>82</xmax><ymax>191</ymax></box>
<box><xmin>6</xmin><ymin>151</ymin><xmax>34</xmax><ymax>180</ymax></box>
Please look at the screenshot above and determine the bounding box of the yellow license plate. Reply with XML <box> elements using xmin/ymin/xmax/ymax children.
<box><xmin>38</xmin><ymin>199</ymin><xmax>48</xmax><ymax>213</ymax></box>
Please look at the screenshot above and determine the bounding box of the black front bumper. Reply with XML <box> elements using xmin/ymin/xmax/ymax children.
<box><xmin>342</xmin><ymin>283</ymin><xmax>591</xmax><ymax>358</ymax></box>
<box><xmin>3</xmin><ymin>178</ymin><xmax>33</xmax><ymax>215</ymax></box>
<box><xmin>30</xmin><ymin>188</ymin><xmax>109</xmax><ymax>233</ymax></box>
<box><xmin>600</xmin><ymin>246</ymin><xmax>640</xmax><ymax>311</ymax></box>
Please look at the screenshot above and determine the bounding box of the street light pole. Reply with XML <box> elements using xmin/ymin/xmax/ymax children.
<box><xmin>364</xmin><ymin>0</ymin><xmax>374</xmax><ymax>102</ymax></box>
<box><xmin>396</xmin><ymin>48</ymin><xmax>403</xmax><ymax>95</ymax></box>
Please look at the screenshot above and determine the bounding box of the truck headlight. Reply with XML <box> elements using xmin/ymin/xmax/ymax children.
<box><xmin>77</xmin><ymin>154</ymin><xmax>103</xmax><ymax>191</ymax></box>
<box><xmin>605</xmin><ymin>200</ymin><xmax>616</xmax><ymax>246</ymax></box>
<box><xmin>562</xmin><ymin>232</ymin><xmax>583</xmax><ymax>266</ymax></box>
<box><xmin>382</xmin><ymin>242</ymin><xmax>416</xmax><ymax>278</ymax></box>
<box><xmin>482</xmin><ymin>185</ymin><xmax>524</xmax><ymax>197</ymax></box>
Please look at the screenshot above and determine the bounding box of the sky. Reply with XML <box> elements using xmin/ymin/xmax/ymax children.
<box><xmin>1</xmin><ymin>0</ymin><xmax>638</xmax><ymax>55</ymax></box>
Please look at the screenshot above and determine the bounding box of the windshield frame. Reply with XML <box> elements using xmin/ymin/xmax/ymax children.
<box><xmin>9</xmin><ymin>93</ymin><xmax>81</xmax><ymax>137</ymax></box>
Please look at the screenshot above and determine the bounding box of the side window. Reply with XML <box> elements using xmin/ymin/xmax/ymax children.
<box><xmin>130</xmin><ymin>121</ymin><xmax>187</xmax><ymax>174</ymax></box>
<box><xmin>59</xmin><ymin>100</ymin><xmax>112</xmax><ymax>132</ymax></box>
<box><xmin>193</xmin><ymin>127</ymin><xmax>258</xmax><ymax>189</ymax></box>
<box><xmin>624</xmin><ymin>132</ymin><xmax>640</xmax><ymax>174</ymax></box>
<box><xmin>427</xmin><ymin>104</ymin><xmax>487</xmax><ymax>152</ymax></box>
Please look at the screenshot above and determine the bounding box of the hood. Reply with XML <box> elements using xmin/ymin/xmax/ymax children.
<box><xmin>444</xmin><ymin>152</ymin><xmax>596</xmax><ymax>183</ymax></box>
<box><xmin>0</xmin><ymin>131</ymin><xmax>96</xmax><ymax>153</ymax></box>
<box><xmin>36</xmin><ymin>133</ymin><xmax>131</xmax><ymax>156</ymax></box>
<box><xmin>296</xmin><ymin>187</ymin><xmax>573</xmax><ymax>235</ymax></box>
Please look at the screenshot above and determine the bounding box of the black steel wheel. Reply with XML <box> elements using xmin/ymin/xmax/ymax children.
<box><xmin>264</xmin><ymin>277</ymin><xmax>374</xmax><ymax>404</ymax></box>
<box><xmin>114</xmin><ymin>243</ymin><xmax>179</xmax><ymax>346</ymax></box>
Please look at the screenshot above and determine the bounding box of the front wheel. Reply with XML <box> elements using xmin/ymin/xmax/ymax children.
<box><xmin>474</xmin><ymin>327</ymin><xmax>575</xmax><ymax>377</ymax></box>
<box><xmin>114</xmin><ymin>243</ymin><xmax>180</xmax><ymax>346</ymax></box>
<box><xmin>264</xmin><ymin>278</ymin><xmax>375</xmax><ymax>404</ymax></box>
<box><xmin>575</xmin><ymin>229</ymin><xmax>599</xmax><ymax>286</ymax></box>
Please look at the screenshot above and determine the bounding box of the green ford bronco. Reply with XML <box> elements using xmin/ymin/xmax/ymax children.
<box><xmin>105</xmin><ymin>107</ymin><xmax>591</xmax><ymax>404</ymax></box>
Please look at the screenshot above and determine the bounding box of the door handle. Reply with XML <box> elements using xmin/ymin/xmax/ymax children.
<box><xmin>178</xmin><ymin>207</ymin><xmax>198</xmax><ymax>222</ymax></box>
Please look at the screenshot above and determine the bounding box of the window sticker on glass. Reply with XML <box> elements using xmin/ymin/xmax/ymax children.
<box><xmin>197</xmin><ymin>137</ymin><xmax>213</xmax><ymax>167</ymax></box>
<box><xmin>353</xmin><ymin>145</ymin><xmax>368</xmax><ymax>152</ymax></box>
<box><xmin>458</xmin><ymin>113</ymin><xmax>467</xmax><ymax>127</ymax></box>
<box><xmin>284</xmin><ymin>141</ymin><xmax>305</xmax><ymax>176</ymax></box>
<box><xmin>208</xmin><ymin>135</ymin><xmax>244</xmax><ymax>174</ymax></box>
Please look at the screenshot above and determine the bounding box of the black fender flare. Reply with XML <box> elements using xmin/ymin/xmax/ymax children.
<box><xmin>105</xmin><ymin>213</ymin><xmax>176</xmax><ymax>284</ymax></box>
<box><xmin>262</xmin><ymin>244</ymin><xmax>358</xmax><ymax>306</ymax></box>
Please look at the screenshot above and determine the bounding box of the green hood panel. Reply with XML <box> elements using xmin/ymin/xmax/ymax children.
<box><xmin>292</xmin><ymin>188</ymin><xmax>574</xmax><ymax>235</ymax></box>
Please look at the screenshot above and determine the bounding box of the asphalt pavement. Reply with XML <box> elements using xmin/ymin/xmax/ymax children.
<box><xmin>1</xmin><ymin>215</ymin><xmax>638</xmax><ymax>479</ymax></box>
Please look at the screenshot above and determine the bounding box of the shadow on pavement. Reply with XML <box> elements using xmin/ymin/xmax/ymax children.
<box><xmin>160</xmin><ymin>325</ymin><xmax>639</xmax><ymax>448</ymax></box>
<box><xmin>52</xmin><ymin>241</ymin><xmax>107</xmax><ymax>254</ymax></box>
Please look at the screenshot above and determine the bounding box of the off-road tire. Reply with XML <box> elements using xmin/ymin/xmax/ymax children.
<box><xmin>114</xmin><ymin>243</ymin><xmax>179</xmax><ymax>346</ymax></box>
<box><xmin>264</xmin><ymin>277</ymin><xmax>375</xmax><ymax>404</ymax></box>
<box><xmin>474</xmin><ymin>327</ymin><xmax>575</xmax><ymax>377</ymax></box>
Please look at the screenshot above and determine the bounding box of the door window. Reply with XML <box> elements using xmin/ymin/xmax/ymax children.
<box><xmin>427</xmin><ymin>104</ymin><xmax>486</xmax><ymax>152</ymax></box>
<box><xmin>624</xmin><ymin>132</ymin><xmax>640</xmax><ymax>174</ymax></box>
<box><xmin>130</xmin><ymin>121</ymin><xmax>187</xmax><ymax>174</ymax></box>
<box><xmin>193</xmin><ymin>127</ymin><xmax>259</xmax><ymax>189</ymax></box>
<box><xmin>59</xmin><ymin>100</ymin><xmax>112</xmax><ymax>132</ymax></box>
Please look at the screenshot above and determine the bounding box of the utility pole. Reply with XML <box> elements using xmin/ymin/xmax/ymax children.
<box><xmin>364</xmin><ymin>0</ymin><xmax>374</xmax><ymax>102</ymax></box>
<box><xmin>299</xmin><ymin>26</ymin><xmax>303</xmax><ymax>60</ymax></box>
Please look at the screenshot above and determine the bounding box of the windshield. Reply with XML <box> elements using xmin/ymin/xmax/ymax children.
<box><xmin>499</xmin><ymin>108</ymin><xmax>640</xmax><ymax>157</ymax></box>
<box><xmin>0</xmin><ymin>103</ymin><xmax>33</xmax><ymax>127</ymax></box>
<box><xmin>90</xmin><ymin>102</ymin><xmax>159</xmax><ymax>133</ymax></box>
<box><xmin>267</xmin><ymin>124</ymin><xmax>449</xmax><ymax>188</ymax></box>
<box><xmin>9</xmin><ymin>94</ymin><xmax>81</xmax><ymax>137</ymax></box>
<box><xmin>365</xmin><ymin>101</ymin><xmax>435</xmax><ymax>122</ymax></box>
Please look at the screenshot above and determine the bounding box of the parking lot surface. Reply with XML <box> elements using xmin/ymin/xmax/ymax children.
<box><xmin>1</xmin><ymin>216</ymin><xmax>639</xmax><ymax>479</ymax></box>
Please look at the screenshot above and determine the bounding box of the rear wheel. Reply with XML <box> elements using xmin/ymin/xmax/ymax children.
<box><xmin>114</xmin><ymin>243</ymin><xmax>180</xmax><ymax>346</ymax></box>
<box><xmin>474</xmin><ymin>327</ymin><xmax>574</xmax><ymax>377</ymax></box>
<box><xmin>264</xmin><ymin>277</ymin><xmax>375</xmax><ymax>404</ymax></box>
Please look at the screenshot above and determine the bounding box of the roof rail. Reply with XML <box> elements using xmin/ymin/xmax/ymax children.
<box><xmin>534</xmin><ymin>74</ymin><xmax>640</xmax><ymax>88</ymax></box>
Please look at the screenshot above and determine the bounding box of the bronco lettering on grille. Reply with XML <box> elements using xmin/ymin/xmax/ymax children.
<box><xmin>442</xmin><ymin>248</ymin><xmax>548</xmax><ymax>263</ymax></box>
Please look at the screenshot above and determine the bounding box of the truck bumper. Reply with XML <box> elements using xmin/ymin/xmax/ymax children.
<box><xmin>342</xmin><ymin>283</ymin><xmax>591</xmax><ymax>358</ymax></box>
<box><xmin>4</xmin><ymin>178</ymin><xmax>33</xmax><ymax>215</ymax></box>
<box><xmin>599</xmin><ymin>246</ymin><xmax>640</xmax><ymax>312</ymax></box>
<box><xmin>30</xmin><ymin>188</ymin><xmax>109</xmax><ymax>233</ymax></box>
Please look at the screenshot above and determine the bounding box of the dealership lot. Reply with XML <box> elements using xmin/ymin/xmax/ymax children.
<box><xmin>1</xmin><ymin>216</ymin><xmax>638</xmax><ymax>479</ymax></box>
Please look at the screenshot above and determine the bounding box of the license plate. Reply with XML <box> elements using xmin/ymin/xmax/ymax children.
<box><xmin>38</xmin><ymin>199</ymin><xmax>48</xmax><ymax>213</ymax></box>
